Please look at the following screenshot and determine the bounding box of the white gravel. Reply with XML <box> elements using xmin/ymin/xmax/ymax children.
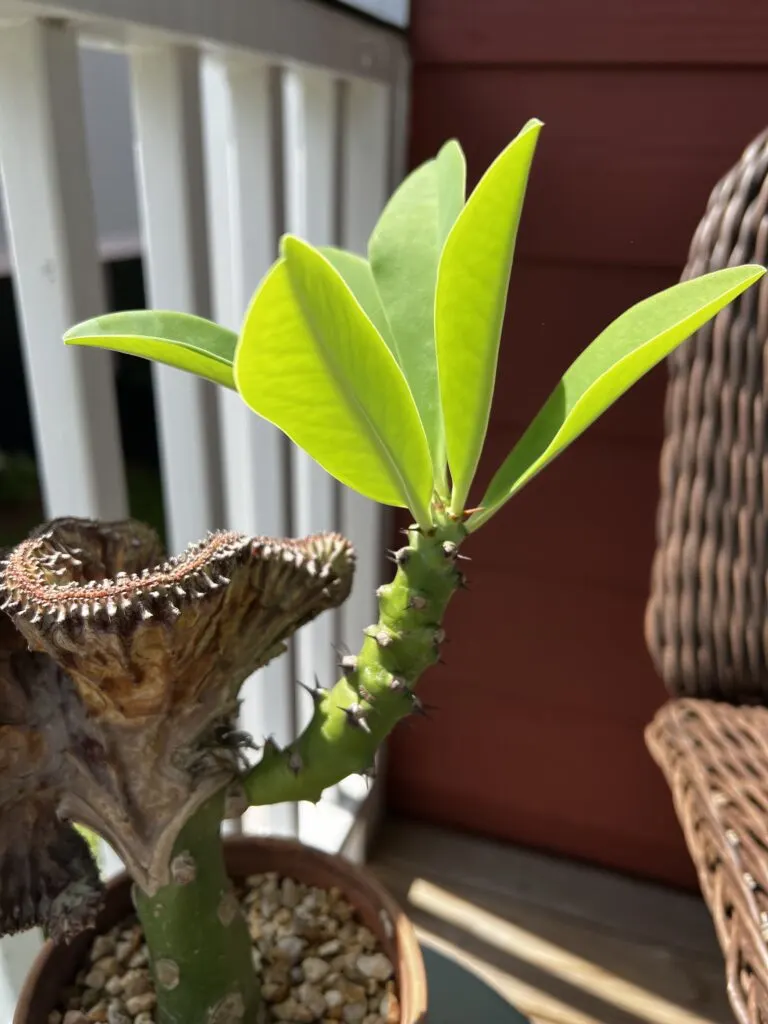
<box><xmin>50</xmin><ymin>872</ymin><xmax>400</xmax><ymax>1024</ymax></box>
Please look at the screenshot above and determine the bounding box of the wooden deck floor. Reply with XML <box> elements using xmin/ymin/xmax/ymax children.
<box><xmin>369</xmin><ymin>818</ymin><xmax>733</xmax><ymax>1024</ymax></box>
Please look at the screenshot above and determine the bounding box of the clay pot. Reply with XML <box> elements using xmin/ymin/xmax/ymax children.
<box><xmin>14</xmin><ymin>836</ymin><xmax>427</xmax><ymax>1023</ymax></box>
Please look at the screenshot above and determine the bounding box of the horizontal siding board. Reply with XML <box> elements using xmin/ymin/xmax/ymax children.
<box><xmin>465</xmin><ymin>429</ymin><xmax>660</xmax><ymax>599</ymax></box>
<box><xmin>419</xmin><ymin>571</ymin><xmax>662</xmax><ymax>724</ymax></box>
<box><xmin>410</xmin><ymin>66</ymin><xmax>768</xmax><ymax>268</ymax></box>
<box><xmin>411</xmin><ymin>0</ymin><xmax>768</xmax><ymax>67</ymax></box>
<box><xmin>490</xmin><ymin>261</ymin><xmax>674</xmax><ymax>445</ymax></box>
<box><xmin>388</xmin><ymin>714</ymin><xmax>696</xmax><ymax>887</ymax></box>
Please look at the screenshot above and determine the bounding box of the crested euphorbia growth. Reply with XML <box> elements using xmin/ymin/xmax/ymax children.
<box><xmin>0</xmin><ymin>518</ymin><xmax>353</xmax><ymax>1022</ymax></box>
<box><xmin>1</xmin><ymin>120</ymin><xmax>764</xmax><ymax>1023</ymax></box>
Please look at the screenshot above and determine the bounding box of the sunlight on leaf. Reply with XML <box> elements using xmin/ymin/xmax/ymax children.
<box><xmin>64</xmin><ymin>311</ymin><xmax>238</xmax><ymax>389</ymax></box>
<box><xmin>235</xmin><ymin>239</ymin><xmax>434</xmax><ymax>526</ymax></box>
<box><xmin>319</xmin><ymin>247</ymin><xmax>396</xmax><ymax>355</ymax></box>
<box><xmin>435</xmin><ymin>120</ymin><xmax>542</xmax><ymax>514</ymax></box>
<box><xmin>369</xmin><ymin>140</ymin><xmax>466</xmax><ymax>491</ymax></box>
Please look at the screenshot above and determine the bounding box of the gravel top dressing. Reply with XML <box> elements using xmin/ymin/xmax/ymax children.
<box><xmin>49</xmin><ymin>872</ymin><xmax>400</xmax><ymax>1024</ymax></box>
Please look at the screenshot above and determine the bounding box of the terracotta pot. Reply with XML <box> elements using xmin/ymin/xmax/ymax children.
<box><xmin>14</xmin><ymin>836</ymin><xmax>427</xmax><ymax>1023</ymax></box>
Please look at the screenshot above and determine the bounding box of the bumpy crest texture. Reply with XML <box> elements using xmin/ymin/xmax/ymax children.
<box><xmin>0</xmin><ymin>518</ymin><xmax>355</xmax><ymax>900</ymax></box>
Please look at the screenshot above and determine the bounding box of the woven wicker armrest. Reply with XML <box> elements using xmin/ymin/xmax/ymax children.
<box><xmin>647</xmin><ymin>699</ymin><xmax>768</xmax><ymax>1024</ymax></box>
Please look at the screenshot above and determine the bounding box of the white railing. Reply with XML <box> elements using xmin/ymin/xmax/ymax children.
<box><xmin>0</xmin><ymin>0</ymin><xmax>408</xmax><ymax>1013</ymax></box>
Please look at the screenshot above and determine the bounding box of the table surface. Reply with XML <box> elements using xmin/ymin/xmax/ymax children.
<box><xmin>422</xmin><ymin>944</ymin><xmax>529</xmax><ymax>1023</ymax></box>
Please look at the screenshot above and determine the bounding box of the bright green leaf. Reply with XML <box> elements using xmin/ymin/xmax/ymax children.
<box><xmin>369</xmin><ymin>140</ymin><xmax>466</xmax><ymax>490</ymax></box>
<box><xmin>64</xmin><ymin>310</ymin><xmax>238</xmax><ymax>389</ymax></box>
<box><xmin>319</xmin><ymin>247</ymin><xmax>397</xmax><ymax>355</ymax></box>
<box><xmin>234</xmin><ymin>238</ymin><xmax>434</xmax><ymax>525</ymax></box>
<box><xmin>469</xmin><ymin>264</ymin><xmax>766</xmax><ymax>531</ymax></box>
<box><xmin>436</xmin><ymin>119</ymin><xmax>542</xmax><ymax>514</ymax></box>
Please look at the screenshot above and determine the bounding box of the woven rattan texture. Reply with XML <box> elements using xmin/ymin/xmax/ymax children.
<box><xmin>647</xmin><ymin>700</ymin><xmax>768</xmax><ymax>1024</ymax></box>
<box><xmin>645</xmin><ymin>129</ymin><xmax>768</xmax><ymax>701</ymax></box>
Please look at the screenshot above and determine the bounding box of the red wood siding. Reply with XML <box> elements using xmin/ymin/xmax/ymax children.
<box><xmin>386</xmin><ymin>0</ymin><xmax>768</xmax><ymax>888</ymax></box>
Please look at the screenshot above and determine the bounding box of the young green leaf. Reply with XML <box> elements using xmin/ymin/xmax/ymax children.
<box><xmin>318</xmin><ymin>247</ymin><xmax>397</xmax><ymax>355</ymax></box>
<box><xmin>468</xmin><ymin>264</ymin><xmax>766</xmax><ymax>531</ymax></box>
<box><xmin>369</xmin><ymin>140</ymin><xmax>466</xmax><ymax>491</ymax></box>
<box><xmin>435</xmin><ymin>119</ymin><xmax>542</xmax><ymax>514</ymax></box>
<box><xmin>235</xmin><ymin>238</ymin><xmax>434</xmax><ymax>526</ymax></box>
<box><xmin>64</xmin><ymin>310</ymin><xmax>237</xmax><ymax>389</ymax></box>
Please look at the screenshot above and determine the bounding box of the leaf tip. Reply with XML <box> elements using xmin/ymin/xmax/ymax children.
<box><xmin>438</xmin><ymin>138</ymin><xmax>465</xmax><ymax>160</ymax></box>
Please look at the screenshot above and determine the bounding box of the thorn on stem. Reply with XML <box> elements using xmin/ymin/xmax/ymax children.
<box><xmin>297</xmin><ymin>677</ymin><xmax>327</xmax><ymax>704</ymax></box>
<box><xmin>263</xmin><ymin>735</ymin><xmax>281</xmax><ymax>757</ymax></box>
<box><xmin>340</xmin><ymin>702</ymin><xmax>371</xmax><ymax>734</ymax></box>
<box><xmin>387</xmin><ymin>547</ymin><xmax>410</xmax><ymax>566</ymax></box>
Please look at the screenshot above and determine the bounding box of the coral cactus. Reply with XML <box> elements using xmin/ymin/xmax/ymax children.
<box><xmin>1</xmin><ymin>120</ymin><xmax>764</xmax><ymax>1024</ymax></box>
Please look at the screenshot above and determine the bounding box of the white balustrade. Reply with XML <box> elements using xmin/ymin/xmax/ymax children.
<box><xmin>0</xmin><ymin>1</ymin><xmax>408</xmax><ymax>1015</ymax></box>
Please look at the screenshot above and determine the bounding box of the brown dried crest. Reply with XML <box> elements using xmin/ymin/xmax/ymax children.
<box><xmin>0</xmin><ymin>517</ymin><xmax>355</xmax><ymax>900</ymax></box>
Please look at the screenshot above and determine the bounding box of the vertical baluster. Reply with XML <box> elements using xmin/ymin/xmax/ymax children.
<box><xmin>0</xmin><ymin>17</ymin><xmax>128</xmax><ymax>1000</ymax></box>
<box><xmin>129</xmin><ymin>43</ymin><xmax>223</xmax><ymax>553</ymax></box>
<box><xmin>282</xmin><ymin>67</ymin><xmax>357</xmax><ymax>851</ymax></box>
<box><xmin>283</xmin><ymin>68</ymin><xmax>342</xmax><ymax>729</ymax></box>
<box><xmin>322</xmin><ymin>76</ymin><xmax>396</xmax><ymax>857</ymax></box>
<box><xmin>338</xmin><ymin>77</ymin><xmax>391</xmax><ymax>669</ymax></box>
<box><xmin>201</xmin><ymin>54</ymin><xmax>297</xmax><ymax>837</ymax></box>
<box><xmin>0</xmin><ymin>18</ymin><xmax>127</xmax><ymax>521</ymax></box>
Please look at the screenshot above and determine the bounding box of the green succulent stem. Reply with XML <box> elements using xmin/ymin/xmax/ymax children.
<box><xmin>244</xmin><ymin>514</ymin><xmax>466</xmax><ymax>806</ymax></box>
<box><xmin>133</xmin><ymin>791</ymin><xmax>259</xmax><ymax>1024</ymax></box>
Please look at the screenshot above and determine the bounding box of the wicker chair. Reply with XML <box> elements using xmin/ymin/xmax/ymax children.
<box><xmin>646</xmin><ymin>129</ymin><xmax>768</xmax><ymax>1024</ymax></box>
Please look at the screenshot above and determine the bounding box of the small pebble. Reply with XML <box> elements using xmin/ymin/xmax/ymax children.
<box><xmin>106</xmin><ymin>1004</ymin><xmax>131</xmax><ymax>1024</ymax></box>
<box><xmin>325</xmin><ymin>989</ymin><xmax>344</xmax><ymax>1012</ymax></box>
<box><xmin>114</xmin><ymin>943</ymin><xmax>133</xmax><ymax>965</ymax></box>
<box><xmin>93</xmin><ymin>956</ymin><xmax>119</xmax><ymax>977</ymax></box>
<box><xmin>104</xmin><ymin>976</ymin><xmax>123</xmax><ymax>997</ymax></box>
<box><xmin>128</xmin><ymin>946</ymin><xmax>149</xmax><ymax>969</ymax></box>
<box><xmin>357</xmin><ymin>954</ymin><xmax>393</xmax><ymax>982</ymax></box>
<box><xmin>302</xmin><ymin>956</ymin><xmax>330</xmax><ymax>984</ymax></box>
<box><xmin>48</xmin><ymin>1013</ymin><xmax>63</xmax><ymax>1024</ymax></box>
<box><xmin>318</xmin><ymin>939</ymin><xmax>342</xmax><ymax>957</ymax></box>
<box><xmin>125</xmin><ymin>993</ymin><xmax>157</xmax><ymax>1016</ymax></box>
<box><xmin>335</xmin><ymin>978</ymin><xmax>366</xmax><ymax>1004</ymax></box>
<box><xmin>272</xmin><ymin>996</ymin><xmax>314</xmax><ymax>1022</ymax></box>
<box><xmin>133</xmin><ymin>1015</ymin><xmax>154</xmax><ymax>1024</ymax></box>
<box><xmin>273</xmin><ymin>934</ymin><xmax>306</xmax><ymax>964</ymax></box>
<box><xmin>83</xmin><ymin>969</ymin><xmax>106</xmax><ymax>990</ymax></box>
<box><xmin>89</xmin><ymin>937</ymin><xmax>116</xmax><ymax>963</ymax></box>
<box><xmin>280</xmin><ymin>877</ymin><xmax>300</xmax><ymax>908</ymax></box>
<box><xmin>63</xmin><ymin>1013</ymin><xmax>88</xmax><ymax>1024</ymax></box>
<box><xmin>121</xmin><ymin>969</ymin><xmax>151</xmax><ymax>999</ymax></box>
<box><xmin>298</xmin><ymin>981</ymin><xmax>327</xmax><ymax>1016</ymax></box>
<box><xmin>341</xmin><ymin>1004</ymin><xmax>367</xmax><ymax>1024</ymax></box>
